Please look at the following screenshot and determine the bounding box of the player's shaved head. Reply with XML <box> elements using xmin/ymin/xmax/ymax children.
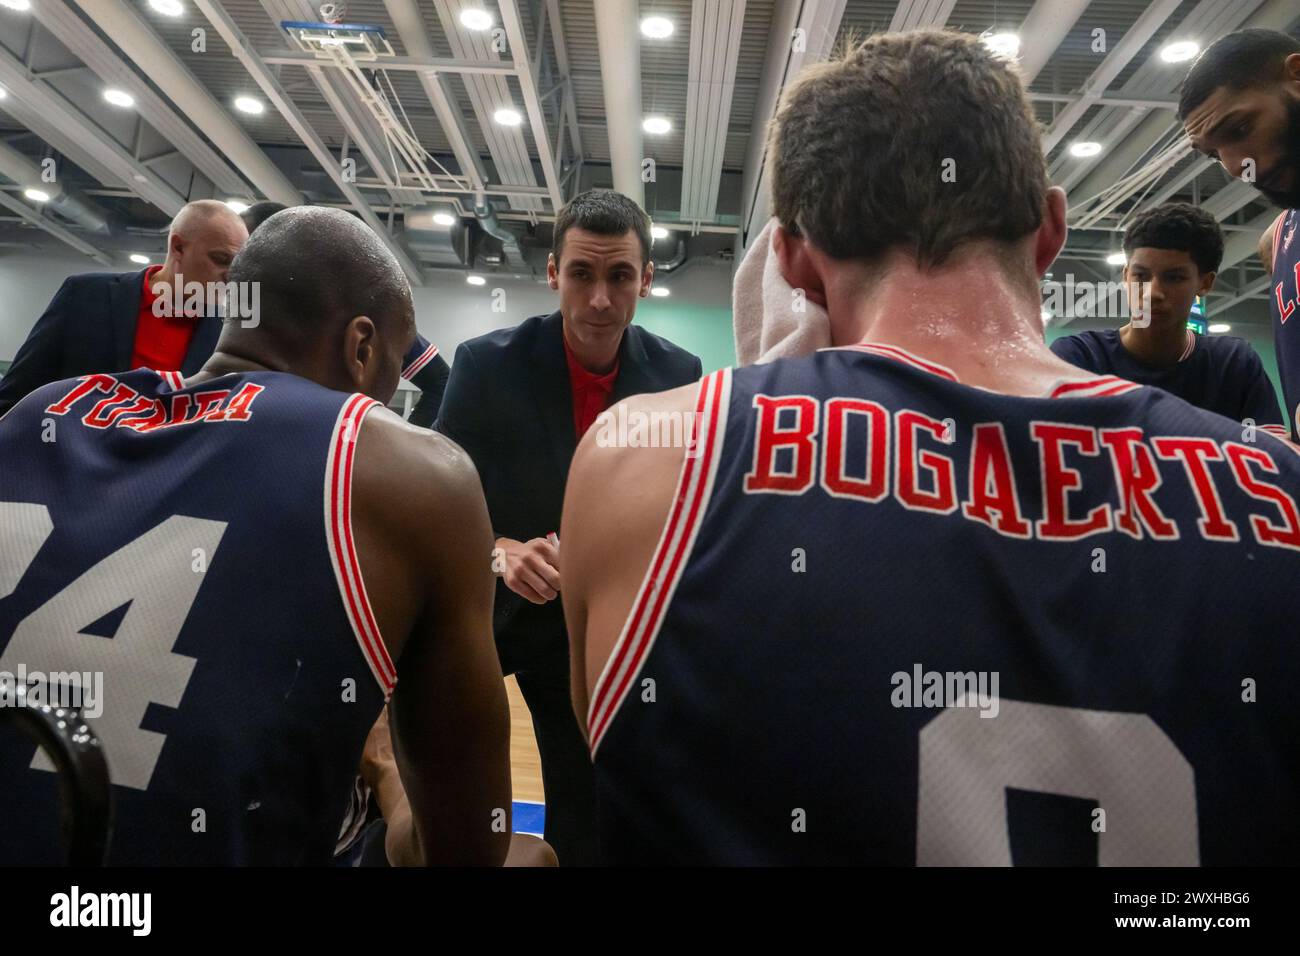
<box><xmin>229</xmin><ymin>205</ymin><xmax>413</xmax><ymax>343</ymax></box>
<box><xmin>213</xmin><ymin>205</ymin><xmax>414</xmax><ymax>402</ymax></box>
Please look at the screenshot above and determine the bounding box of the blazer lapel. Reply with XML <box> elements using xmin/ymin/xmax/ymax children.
<box><xmin>110</xmin><ymin>269</ymin><xmax>147</xmax><ymax>371</ymax></box>
<box><xmin>182</xmin><ymin>316</ymin><xmax>222</xmax><ymax>374</ymax></box>
<box><xmin>529</xmin><ymin>311</ymin><xmax>578</xmax><ymax>481</ymax></box>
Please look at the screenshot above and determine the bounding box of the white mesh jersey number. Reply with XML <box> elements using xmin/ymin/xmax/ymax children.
<box><xmin>0</xmin><ymin>503</ymin><xmax>226</xmax><ymax>790</ymax></box>
<box><xmin>917</xmin><ymin>698</ymin><xmax>1199</xmax><ymax>865</ymax></box>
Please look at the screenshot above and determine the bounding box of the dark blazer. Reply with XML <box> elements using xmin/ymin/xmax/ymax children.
<box><xmin>435</xmin><ymin>310</ymin><xmax>703</xmax><ymax>669</ymax></box>
<box><xmin>0</xmin><ymin>269</ymin><xmax>222</xmax><ymax>417</ymax></box>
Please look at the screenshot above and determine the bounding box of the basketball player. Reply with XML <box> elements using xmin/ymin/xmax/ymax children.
<box><xmin>0</xmin><ymin>207</ymin><xmax>512</xmax><ymax>865</ymax></box>
<box><xmin>1180</xmin><ymin>29</ymin><xmax>1300</xmax><ymax>434</ymax></box>
<box><xmin>562</xmin><ymin>30</ymin><xmax>1300</xmax><ymax>865</ymax></box>
<box><xmin>1050</xmin><ymin>202</ymin><xmax>1283</xmax><ymax>432</ymax></box>
<box><xmin>240</xmin><ymin>200</ymin><xmax>450</xmax><ymax>426</ymax></box>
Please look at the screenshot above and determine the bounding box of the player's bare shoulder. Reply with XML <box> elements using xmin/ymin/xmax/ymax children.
<box><xmin>356</xmin><ymin>404</ymin><xmax>483</xmax><ymax>511</ymax></box>
<box><xmin>572</xmin><ymin>381</ymin><xmax>701</xmax><ymax>498</ymax></box>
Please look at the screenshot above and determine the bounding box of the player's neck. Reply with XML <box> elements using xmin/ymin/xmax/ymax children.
<box><xmin>826</xmin><ymin>256</ymin><xmax>1083</xmax><ymax>395</ymax></box>
<box><xmin>1119</xmin><ymin>321</ymin><xmax>1189</xmax><ymax>367</ymax></box>
<box><xmin>190</xmin><ymin>348</ymin><xmax>290</xmax><ymax>386</ymax></box>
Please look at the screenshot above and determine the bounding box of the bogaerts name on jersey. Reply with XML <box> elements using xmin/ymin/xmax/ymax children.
<box><xmin>742</xmin><ymin>393</ymin><xmax>1300</xmax><ymax>549</ymax></box>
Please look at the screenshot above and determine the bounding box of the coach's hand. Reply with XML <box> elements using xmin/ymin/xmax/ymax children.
<box><xmin>495</xmin><ymin>536</ymin><xmax>561</xmax><ymax>604</ymax></box>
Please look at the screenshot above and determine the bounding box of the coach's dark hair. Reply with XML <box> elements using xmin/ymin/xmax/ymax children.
<box><xmin>552</xmin><ymin>189</ymin><xmax>652</xmax><ymax>265</ymax></box>
<box><xmin>240</xmin><ymin>201</ymin><xmax>289</xmax><ymax>235</ymax></box>
<box><xmin>1122</xmin><ymin>203</ymin><xmax>1224</xmax><ymax>275</ymax></box>
<box><xmin>1178</xmin><ymin>29</ymin><xmax>1300</xmax><ymax>120</ymax></box>
<box><xmin>767</xmin><ymin>29</ymin><xmax>1048</xmax><ymax>271</ymax></box>
<box><xmin>228</xmin><ymin>206</ymin><xmax>411</xmax><ymax>345</ymax></box>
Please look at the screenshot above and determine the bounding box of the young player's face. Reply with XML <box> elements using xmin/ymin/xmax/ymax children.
<box><xmin>1124</xmin><ymin>247</ymin><xmax>1214</xmax><ymax>332</ymax></box>
<box><xmin>549</xmin><ymin>227</ymin><xmax>654</xmax><ymax>359</ymax></box>
<box><xmin>1185</xmin><ymin>83</ymin><xmax>1300</xmax><ymax>209</ymax></box>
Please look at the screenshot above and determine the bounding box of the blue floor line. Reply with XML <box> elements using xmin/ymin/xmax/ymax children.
<box><xmin>512</xmin><ymin>800</ymin><xmax>545</xmax><ymax>835</ymax></box>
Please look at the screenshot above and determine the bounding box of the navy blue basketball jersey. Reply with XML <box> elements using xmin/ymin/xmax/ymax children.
<box><xmin>1271</xmin><ymin>208</ymin><xmax>1300</xmax><ymax>437</ymax></box>
<box><xmin>402</xmin><ymin>334</ymin><xmax>440</xmax><ymax>381</ymax></box>
<box><xmin>1049</xmin><ymin>328</ymin><xmax>1283</xmax><ymax>429</ymax></box>
<box><xmin>0</xmin><ymin>369</ymin><xmax>393</xmax><ymax>865</ymax></box>
<box><xmin>591</xmin><ymin>345</ymin><xmax>1300</xmax><ymax>865</ymax></box>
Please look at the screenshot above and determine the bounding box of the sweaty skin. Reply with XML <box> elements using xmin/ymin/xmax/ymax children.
<box><xmin>562</xmin><ymin>188</ymin><xmax>1106</xmax><ymax>730</ymax></box>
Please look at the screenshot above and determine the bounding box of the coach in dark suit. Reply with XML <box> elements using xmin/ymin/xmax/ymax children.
<box><xmin>436</xmin><ymin>190</ymin><xmax>701</xmax><ymax>865</ymax></box>
<box><xmin>0</xmin><ymin>199</ymin><xmax>247</xmax><ymax>417</ymax></box>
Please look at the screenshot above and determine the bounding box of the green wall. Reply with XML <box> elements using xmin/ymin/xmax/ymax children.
<box><xmin>635</xmin><ymin>300</ymin><xmax>737</xmax><ymax>373</ymax></box>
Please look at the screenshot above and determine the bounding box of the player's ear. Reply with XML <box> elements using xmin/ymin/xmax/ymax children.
<box><xmin>1035</xmin><ymin>187</ymin><xmax>1068</xmax><ymax>276</ymax></box>
<box><xmin>547</xmin><ymin>253</ymin><xmax>560</xmax><ymax>291</ymax></box>
<box><xmin>640</xmin><ymin>260</ymin><xmax>654</xmax><ymax>298</ymax></box>
<box><xmin>773</xmin><ymin>225</ymin><xmax>827</xmax><ymax>308</ymax></box>
<box><xmin>343</xmin><ymin>314</ymin><xmax>379</xmax><ymax>389</ymax></box>
<box><xmin>1198</xmin><ymin>270</ymin><xmax>1217</xmax><ymax>296</ymax></box>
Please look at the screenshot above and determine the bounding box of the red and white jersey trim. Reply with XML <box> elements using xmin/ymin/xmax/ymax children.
<box><xmin>402</xmin><ymin>342</ymin><xmax>439</xmax><ymax>380</ymax></box>
<box><xmin>827</xmin><ymin>343</ymin><xmax>959</xmax><ymax>382</ymax></box>
<box><xmin>325</xmin><ymin>393</ymin><xmax>398</xmax><ymax>697</ymax></box>
<box><xmin>156</xmin><ymin>370</ymin><xmax>185</xmax><ymax>390</ymax></box>
<box><xmin>827</xmin><ymin>341</ymin><xmax>1141</xmax><ymax>400</ymax></box>
<box><xmin>587</xmin><ymin>367</ymin><xmax>733</xmax><ymax>756</ymax></box>
<box><xmin>1271</xmin><ymin>210</ymin><xmax>1291</xmax><ymax>273</ymax></box>
<box><xmin>1048</xmin><ymin>376</ymin><xmax>1142</xmax><ymax>399</ymax></box>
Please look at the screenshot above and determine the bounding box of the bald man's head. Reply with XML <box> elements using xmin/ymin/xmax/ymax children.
<box><xmin>224</xmin><ymin>205</ymin><xmax>415</xmax><ymax>401</ymax></box>
<box><xmin>164</xmin><ymin>199</ymin><xmax>248</xmax><ymax>286</ymax></box>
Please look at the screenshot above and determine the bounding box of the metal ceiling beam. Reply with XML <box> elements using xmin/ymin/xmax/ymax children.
<box><xmin>258</xmin><ymin>0</ymin><xmax>422</xmax><ymax>205</ymax></box>
<box><xmin>1017</xmin><ymin>0</ymin><xmax>1091</xmax><ymax>85</ymax></box>
<box><xmin>0</xmin><ymin>188</ymin><xmax>111</xmax><ymax>264</ymax></box>
<box><xmin>1040</xmin><ymin>0</ymin><xmax>1182</xmax><ymax>156</ymax></box>
<box><xmin>545</xmin><ymin>0</ymin><xmax>582</xmax><ymax>165</ymax></box>
<box><xmin>1212</xmin><ymin>275</ymin><xmax>1271</xmax><ymax>312</ymax></box>
<box><xmin>1057</xmin><ymin>0</ymin><xmax>1275</xmax><ymax>199</ymax></box>
<box><xmin>431</xmin><ymin>0</ymin><xmax>545</xmax><ymax>212</ymax></box>
<box><xmin>1220</xmin><ymin>210</ymin><xmax>1283</xmax><ymax>272</ymax></box>
<box><xmin>259</xmin><ymin>51</ymin><xmax>517</xmax><ymax>75</ymax></box>
<box><xmin>736</xmin><ymin>0</ymin><xmax>847</xmax><ymax>254</ymax></box>
<box><xmin>0</xmin><ymin>44</ymin><xmax>186</xmax><ymax>215</ymax></box>
<box><xmin>191</xmin><ymin>0</ymin><xmax>423</xmax><ymax>285</ymax></box>
<box><xmin>889</xmin><ymin>0</ymin><xmax>956</xmax><ymax>33</ymax></box>
<box><xmin>592</xmin><ymin>0</ymin><xmax>643</xmax><ymax>206</ymax></box>
<box><xmin>35</xmin><ymin>0</ymin><xmax>248</xmax><ymax>200</ymax></box>
<box><xmin>0</xmin><ymin>135</ymin><xmax>110</xmax><ymax>232</ymax></box>
<box><xmin>498</xmin><ymin>0</ymin><xmax>563</xmax><ymax>211</ymax></box>
<box><xmin>73</xmin><ymin>0</ymin><xmax>300</xmax><ymax>206</ymax></box>
<box><xmin>680</xmin><ymin>0</ymin><xmax>747</xmax><ymax>224</ymax></box>
<box><xmin>382</xmin><ymin>0</ymin><xmax>488</xmax><ymax>194</ymax></box>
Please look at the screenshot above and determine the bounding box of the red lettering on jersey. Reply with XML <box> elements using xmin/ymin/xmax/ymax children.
<box><xmin>1224</xmin><ymin>443</ymin><xmax>1300</xmax><ymax>551</ymax></box>
<box><xmin>1151</xmin><ymin>437</ymin><xmax>1239</xmax><ymax>541</ymax></box>
<box><xmin>119</xmin><ymin>399</ymin><xmax>166</xmax><ymax>431</ymax></box>
<box><xmin>1098</xmin><ymin>428</ymin><xmax>1178</xmax><ymax>540</ymax></box>
<box><xmin>81</xmin><ymin>383</ymin><xmax>140</xmax><ymax>429</ymax></box>
<box><xmin>139</xmin><ymin>393</ymin><xmax>193</xmax><ymax>432</ymax></box>
<box><xmin>1277</xmin><ymin>279</ymin><xmax>1295</xmax><ymax>324</ymax></box>
<box><xmin>1031</xmin><ymin>422</ymin><xmax>1111</xmax><ymax>540</ymax></box>
<box><xmin>963</xmin><ymin>422</ymin><xmax>1030</xmax><ymax>537</ymax></box>
<box><xmin>193</xmin><ymin>389</ymin><xmax>231</xmax><ymax>421</ymax></box>
<box><xmin>895</xmin><ymin>409</ymin><xmax>957</xmax><ymax>514</ymax></box>
<box><xmin>45</xmin><ymin>373</ymin><xmax>117</xmax><ymax>415</ymax></box>
<box><xmin>98</xmin><ymin>396</ymin><xmax>157</xmax><ymax>428</ymax></box>
<box><xmin>821</xmin><ymin>398</ymin><xmax>889</xmax><ymax>502</ymax></box>
<box><xmin>222</xmin><ymin>383</ymin><xmax>265</xmax><ymax>423</ymax></box>
<box><xmin>744</xmin><ymin>394</ymin><xmax>818</xmax><ymax>494</ymax></box>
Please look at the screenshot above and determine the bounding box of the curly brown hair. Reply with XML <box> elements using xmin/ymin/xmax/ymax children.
<box><xmin>767</xmin><ymin>29</ymin><xmax>1048</xmax><ymax>270</ymax></box>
